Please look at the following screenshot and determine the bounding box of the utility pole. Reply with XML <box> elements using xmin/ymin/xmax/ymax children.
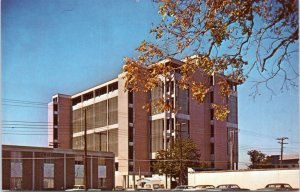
<box><xmin>84</xmin><ymin>108</ymin><xmax>88</xmax><ymax>191</ymax></box>
<box><xmin>176</xmin><ymin>122</ymin><xmax>186</xmax><ymax>186</ymax></box>
<box><xmin>179</xmin><ymin>124</ymin><xmax>182</xmax><ymax>186</ymax></box>
<box><xmin>229</xmin><ymin>129</ymin><xmax>236</xmax><ymax>170</ymax></box>
<box><xmin>276</xmin><ymin>137</ymin><xmax>288</xmax><ymax>168</ymax></box>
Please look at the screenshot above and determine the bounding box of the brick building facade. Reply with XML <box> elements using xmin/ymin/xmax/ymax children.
<box><xmin>2</xmin><ymin>145</ymin><xmax>115</xmax><ymax>190</ymax></box>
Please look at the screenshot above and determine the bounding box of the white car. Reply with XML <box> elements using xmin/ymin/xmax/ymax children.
<box><xmin>65</xmin><ymin>185</ymin><xmax>85</xmax><ymax>191</ymax></box>
<box><xmin>65</xmin><ymin>185</ymin><xmax>101</xmax><ymax>191</ymax></box>
<box><xmin>184</xmin><ymin>185</ymin><xmax>215</xmax><ymax>191</ymax></box>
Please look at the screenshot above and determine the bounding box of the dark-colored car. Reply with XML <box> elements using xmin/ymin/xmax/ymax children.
<box><xmin>257</xmin><ymin>183</ymin><xmax>298</xmax><ymax>191</ymax></box>
<box><xmin>172</xmin><ymin>185</ymin><xmax>194</xmax><ymax>191</ymax></box>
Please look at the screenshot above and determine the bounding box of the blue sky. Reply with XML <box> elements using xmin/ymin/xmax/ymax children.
<box><xmin>2</xmin><ymin>0</ymin><xmax>299</xmax><ymax>168</ymax></box>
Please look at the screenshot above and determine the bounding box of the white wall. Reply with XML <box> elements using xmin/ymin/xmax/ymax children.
<box><xmin>188</xmin><ymin>169</ymin><xmax>300</xmax><ymax>190</ymax></box>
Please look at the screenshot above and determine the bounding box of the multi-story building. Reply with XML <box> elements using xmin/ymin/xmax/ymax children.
<box><xmin>48</xmin><ymin>57</ymin><xmax>239</xmax><ymax>187</ymax></box>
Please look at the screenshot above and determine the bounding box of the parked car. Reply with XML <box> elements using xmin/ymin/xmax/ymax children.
<box><xmin>257</xmin><ymin>183</ymin><xmax>298</xmax><ymax>191</ymax></box>
<box><xmin>65</xmin><ymin>185</ymin><xmax>85</xmax><ymax>191</ymax></box>
<box><xmin>65</xmin><ymin>185</ymin><xmax>101</xmax><ymax>191</ymax></box>
<box><xmin>182</xmin><ymin>185</ymin><xmax>215</xmax><ymax>191</ymax></box>
<box><xmin>172</xmin><ymin>185</ymin><xmax>194</xmax><ymax>191</ymax></box>
<box><xmin>209</xmin><ymin>184</ymin><xmax>249</xmax><ymax>191</ymax></box>
<box><xmin>114</xmin><ymin>186</ymin><xmax>125</xmax><ymax>191</ymax></box>
<box><xmin>193</xmin><ymin>185</ymin><xmax>215</xmax><ymax>190</ymax></box>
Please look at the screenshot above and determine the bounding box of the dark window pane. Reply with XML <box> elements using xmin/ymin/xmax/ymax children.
<box><xmin>72</xmin><ymin>96</ymin><xmax>81</xmax><ymax>106</ymax></box>
<box><xmin>129</xmin><ymin>146</ymin><xmax>133</xmax><ymax>160</ymax></box>
<box><xmin>53</xmin><ymin>128</ymin><xmax>58</xmax><ymax>140</ymax></box>
<box><xmin>115</xmin><ymin>162</ymin><xmax>119</xmax><ymax>171</ymax></box>
<box><xmin>210</xmin><ymin>125</ymin><xmax>214</xmax><ymax>137</ymax></box>
<box><xmin>128</xmin><ymin>91</ymin><xmax>133</xmax><ymax>104</ymax></box>
<box><xmin>53</xmin><ymin>114</ymin><xmax>58</xmax><ymax>125</ymax></box>
<box><xmin>108</xmin><ymin>82</ymin><xmax>118</xmax><ymax>92</ymax></box>
<box><xmin>128</xmin><ymin>108</ymin><xmax>133</xmax><ymax>123</ymax></box>
<box><xmin>210</xmin><ymin>143</ymin><xmax>214</xmax><ymax>154</ymax></box>
<box><xmin>83</xmin><ymin>92</ymin><xmax>93</xmax><ymax>101</ymax></box>
<box><xmin>129</xmin><ymin>126</ymin><xmax>133</xmax><ymax>142</ymax></box>
<box><xmin>95</xmin><ymin>87</ymin><xmax>107</xmax><ymax>97</ymax></box>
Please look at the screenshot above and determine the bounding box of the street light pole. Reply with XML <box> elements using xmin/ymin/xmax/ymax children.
<box><xmin>84</xmin><ymin>108</ymin><xmax>88</xmax><ymax>191</ymax></box>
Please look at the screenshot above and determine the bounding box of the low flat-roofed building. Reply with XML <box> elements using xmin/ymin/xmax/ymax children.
<box><xmin>2</xmin><ymin>145</ymin><xmax>115</xmax><ymax>191</ymax></box>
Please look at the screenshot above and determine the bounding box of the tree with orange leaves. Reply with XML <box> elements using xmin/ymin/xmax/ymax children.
<box><xmin>123</xmin><ymin>0</ymin><xmax>298</xmax><ymax>120</ymax></box>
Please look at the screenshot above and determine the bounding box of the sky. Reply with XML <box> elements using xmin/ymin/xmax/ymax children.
<box><xmin>1</xmin><ymin>0</ymin><xmax>299</xmax><ymax>168</ymax></box>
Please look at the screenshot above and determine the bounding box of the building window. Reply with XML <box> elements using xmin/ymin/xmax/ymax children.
<box><xmin>53</xmin><ymin>103</ymin><xmax>58</xmax><ymax>112</ymax></box>
<box><xmin>210</xmin><ymin>92</ymin><xmax>214</xmax><ymax>103</ymax></box>
<box><xmin>128</xmin><ymin>91</ymin><xmax>133</xmax><ymax>104</ymax></box>
<box><xmin>129</xmin><ymin>146</ymin><xmax>134</xmax><ymax>160</ymax></box>
<box><xmin>151</xmin><ymin>119</ymin><xmax>164</xmax><ymax>153</ymax></box>
<box><xmin>129</xmin><ymin>164</ymin><xmax>134</xmax><ymax>172</ymax></box>
<box><xmin>128</xmin><ymin>108</ymin><xmax>133</xmax><ymax>123</ymax></box>
<box><xmin>83</xmin><ymin>91</ymin><xmax>93</xmax><ymax>101</ymax></box>
<box><xmin>108</xmin><ymin>97</ymin><xmax>118</xmax><ymax>125</ymax></box>
<box><xmin>72</xmin><ymin>96</ymin><xmax>81</xmax><ymax>106</ymax></box>
<box><xmin>210</xmin><ymin>125</ymin><xmax>214</xmax><ymax>137</ymax></box>
<box><xmin>129</xmin><ymin>126</ymin><xmax>134</xmax><ymax>143</ymax></box>
<box><xmin>87</xmin><ymin>134</ymin><xmax>94</xmax><ymax>151</ymax></box>
<box><xmin>73</xmin><ymin>109</ymin><xmax>82</xmax><ymax>133</ymax></box>
<box><xmin>10</xmin><ymin>152</ymin><xmax>22</xmax><ymax>190</ymax></box>
<box><xmin>53</xmin><ymin>114</ymin><xmax>58</xmax><ymax>126</ymax></box>
<box><xmin>73</xmin><ymin>136</ymin><xmax>83</xmax><ymax>150</ymax></box>
<box><xmin>210</xmin><ymin>76</ymin><xmax>214</xmax><ymax>86</ymax></box>
<box><xmin>95</xmin><ymin>100</ymin><xmax>107</xmax><ymax>128</ymax></box>
<box><xmin>176</xmin><ymin>87</ymin><xmax>189</xmax><ymax>114</ymax></box>
<box><xmin>170</xmin><ymin>81</ymin><xmax>174</xmax><ymax>95</ymax></box>
<box><xmin>43</xmin><ymin>153</ymin><xmax>54</xmax><ymax>189</ymax></box>
<box><xmin>75</xmin><ymin>157</ymin><xmax>84</xmax><ymax>185</ymax></box>
<box><xmin>227</xmin><ymin>96</ymin><xmax>238</xmax><ymax>124</ymax></box>
<box><xmin>99</xmin><ymin>132</ymin><xmax>107</xmax><ymax>151</ymax></box>
<box><xmin>53</xmin><ymin>128</ymin><xmax>58</xmax><ymax>142</ymax></box>
<box><xmin>151</xmin><ymin>85</ymin><xmax>163</xmax><ymax>115</ymax></box>
<box><xmin>210</xmin><ymin>143</ymin><xmax>214</xmax><ymax>154</ymax></box>
<box><xmin>95</xmin><ymin>87</ymin><xmax>107</xmax><ymax>97</ymax></box>
<box><xmin>108</xmin><ymin>129</ymin><xmax>118</xmax><ymax>154</ymax></box>
<box><xmin>115</xmin><ymin>162</ymin><xmax>119</xmax><ymax>171</ymax></box>
<box><xmin>108</xmin><ymin>82</ymin><xmax>118</xmax><ymax>92</ymax></box>
<box><xmin>210</xmin><ymin>109</ymin><xmax>214</xmax><ymax>120</ymax></box>
<box><xmin>84</xmin><ymin>107</ymin><xmax>94</xmax><ymax>130</ymax></box>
